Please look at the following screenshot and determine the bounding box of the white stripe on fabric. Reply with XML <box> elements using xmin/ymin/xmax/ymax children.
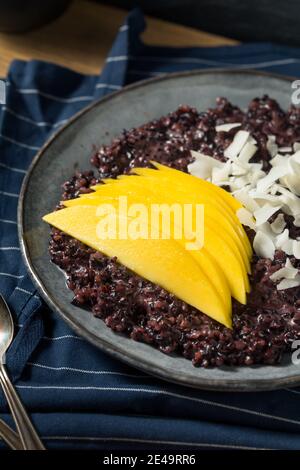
<box><xmin>285</xmin><ymin>388</ymin><xmax>300</xmax><ymax>395</ymax></box>
<box><xmin>27</xmin><ymin>362</ymin><xmax>150</xmax><ymax>378</ymax></box>
<box><xmin>0</xmin><ymin>133</ymin><xmax>40</xmax><ymax>150</ymax></box>
<box><xmin>0</xmin><ymin>162</ymin><xmax>26</xmax><ymax>173</ymax></box>
<box><xmin>130</xmin><ymin>55</ymin><xmax>227</xmax><ymax>66</ymax></box>
<box><xmin>128</xmin><ymin>70</ymin><xmax>164</xmax><ymax>77</ymax></box>
<box><xmin>225</xmin><ymin>58</ymin><xmax>300</xmax><ymax>70</ymax></box>
<box><xmin>52</xmin><ymin>119</ymin><xmax>69</xmax><ymax>128</ymax></box>
<box><xmin>95</xmin><ymin>83</ymin><xmax>121</xmax><ymax>90</ymax></box>
<box><xmin>0</xmin><ymin>272</ymin><xmax>24</xmax><ymax>279</ymax></box>
<box><xmin>15</xmin><ymin>287</ymin><xmax>39</xmax><ymax>299</ymax></box>
<box><xmin>41</xmin><ymin>436</ymin><xmax>270</xmax><ymax>450</ymax></box>
<box><xmin>2</xmin><ymin>106</ymin><xmax>68</xmax><ymax>129</ymax></box>
<box><xmin>106</xmin><ymin>55</ymin><xmax>129</xmax><ymax>63</ymax></box>
<box><xmin>0</xmin><ymin>246</ymin><xmax>20</xmax><ymax>250</ymax></box>
<box><xmin>119</xmin><ymin>24</ymin><xmax>129</xmax><ymax>32</ymax></box>
<box><xmin>0</xmin><ymin>190</ymin><xmax>19</xmax><ymax>198</ymax></box>
<box><xmin>0</xmin><ymin>219</ymin><xmax>17</xmax><ymax>224</ymax></box>
<box><xmin>42</xmin><ymin>334</ymin><xmax>82</xmax><ymax>341</ymax></box>
<box><xmin>15</xmin><ymin>385</ymin><xmax>300</xmax><ymax>426</ymax></box>
<box><xmin>7</xmin><ymin>85</ymin><xmax>93</xmax><ymax>103</ymax></box>
<box><xmin>128</xmin><ymin>57</ymin><xmax>300</xmax><ymax>77</ymax></box>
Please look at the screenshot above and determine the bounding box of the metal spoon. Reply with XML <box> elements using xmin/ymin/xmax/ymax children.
<box><xmin>0</xmin><ymin>294</ymin><xmax>45</xmax><ymax>450</ymax></box>
<box><xmin>0</xmin><ymin>418</ymin><xmax>22</xmax><ymax>450</ymax></box>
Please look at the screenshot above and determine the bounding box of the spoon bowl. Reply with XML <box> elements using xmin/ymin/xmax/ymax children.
<box><xmin>0</xmin><ymin>293</ymin><xmax>45</xmax><ymax>449</ymax></box>
<box><xmin>0</xmin><ymin>294</ymin><xmax>14</xmax><ymax>361</ymax></box>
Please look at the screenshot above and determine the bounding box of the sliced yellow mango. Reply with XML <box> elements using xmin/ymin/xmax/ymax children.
<box><xmin>63</xmin><ymin>192</ymin><xmax>247</xmax><ymax>303</ymax></box>
<box><xmin>128</xmin><ymin>164</ymin><xmax>252</xmax><ymax>255</ymax></box>
<box><xmin>128</xmin><ymin>168</ymin><xmax>252</xmax><ymax>258</ymax></box>
<box><xmin>88</xmin><ymin>175</ymin><xmax>251</xmax><ymax>274</ymax></box>
<box><xmin>64</xmin><ymin>195</ymin><xmax>232</xmax><ymax>308</ymax></box>
<box><xmin>46</xmin><ymin>162</ymin><xmax>254</xmax><ymax>327</ymax></box>
<box><xmin>91</xmin><ymin>169</ymin><xmax>250</xmax><ymax>256</ymax></box>
<box><xmin>43</xmin><ymin>205</ymin><xmax>232</xmax><ymax>327</ymax></box>
<box><xmin>128</xmin><ymin>169</ymin><xmax>238</xmax><ymax>222</ymax></box>
<box><xmin>151</xmin><ymin>161</ymin><xmax>242</xmax><ymax>212</ymax></box>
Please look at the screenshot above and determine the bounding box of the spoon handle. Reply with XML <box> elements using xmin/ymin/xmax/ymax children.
<box><xmin>0</xmin><ymin>418</ymin><xmax>23</xmax><ymax>450</ymax></box>
<box><xmin>0</xmin><ymin>364</ymin><xmax>45</xmax><ymax>450</ymax></box>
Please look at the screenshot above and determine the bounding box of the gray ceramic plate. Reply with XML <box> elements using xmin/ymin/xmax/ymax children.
<box><xmin>19</xmin><ymin>70</ymin><xmax>300</xmax><ymax>391</ymax></box>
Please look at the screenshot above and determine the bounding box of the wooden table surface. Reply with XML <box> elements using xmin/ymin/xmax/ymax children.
<box><xmin>0</xmin><ymin>1</ymin><xmax>237</xmax><ymax>77</ymax></box>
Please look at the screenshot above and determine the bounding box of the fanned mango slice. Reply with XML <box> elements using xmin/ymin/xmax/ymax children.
<box><xmin>44</xmin><ymin>161</ymin><xmax>253</xmax><ymax>328</ymax></box>
<box><xmin>65</xmin><ymin>189</ymin><xmax>248</xmax><ymax>302</ymax></box>
<box><xmin>91</xmin><ymin>168</ymin><xmax>251</xmax><ymax>259</ymax></box>
<box><xmin>68</xmin><ymin>179</ymin><xmax>249</xmax><ymax>272</ymax></box>
<box><xmin>128</xmin><ymin>168</ymin><xmax>252</xmax><ymax>258</ymax></box>
<box><xmin>43</xmin><ymin>205</ymin><xmax>232</xmax><ymax>327</ymax></box>
<box><xmin>89</xmin><ymin>175</ymin><xmax>251</xmax><ymax>274</ymax></box>
<box><xmin>64</xmin><ymin>195</ymin><xmax>232</xmax><ymax>309</ymax></box>
<box><xmin>152</xmin><ymin>161</ymin><xmax>242</xmax><ymax>212</ymax></box>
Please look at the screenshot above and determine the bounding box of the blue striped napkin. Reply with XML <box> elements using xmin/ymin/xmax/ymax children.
<box><xmin>1</xmin><ymin>8</ymin><xmax>300</xmax><ymax>450</ymax></box>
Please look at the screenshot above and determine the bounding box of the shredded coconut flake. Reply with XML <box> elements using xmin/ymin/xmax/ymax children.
<box><xmin>270</xmin><ymin>213</ymin><xmax>286</xmax><ymax>234</ymax></box>
<box><xmin>224</xmin><ymin>130</ymin><xmax>250</xmax><ymax>159</ymax></box>
<box><xmin>270</xmin><ymin>259</ymin><xmax>298</xmax><ymax>281</ymax></box>
<box><xmin>293</xmin><ymin>240</ymin><xmax>300</xmax><ymax>259</ymax></box>
<box><xmin>188</xmin><ymin>130</ymin><xmax>300</xmax><ymax>290</ymax></box>
<box><xmin>277</xmin><ymin>277</ymin><xmax>300</xmax><ymax>290</ymax></box>
<box><xmin>215</xmin><ymin>122</ymin><xmax>241</xmax><ymax>132</ymax></box>
<box><xmin>275</xmin><ymin>228</ymin><xmax>289</xmax><ymax>249</ymax></box>
<box><xmin>237</xmin><ymin>207</ymin><xmax>256</xmax><ymax>230</ymax></box>
<box><xmin>188</xmin><ymin>151</ymin><xmax>223</xmax><ymax>180</ymax></box>
<box><xmin>238</xmin><ymin>142</ymin><xmax>257</xmax><ymax>163</ymax></box>
<box><xmin>293</xmin><ymin>142</ymin><xmax>300</xmax><ymax>152</ymax></box>
<box><xmin>266</xmin><ymin>135</ymin><xmax>278</xmax><ymax>157</ymax></box>
<box><xmin>270</xmin><ymin>258</ymin><xmax>300</xmax><ymax>290</ymax></box>
<box><xmin>267</xmin><ymin>135</ymin><xmax>278</xmax><ymax>157</ymax></box>
<box><xmin>211</xmin><ymin>161</ymin><xmax>231</xmax><ymax>184</ymax></box>
<box><xmin>234</xmin><ymin>188</ymin><xmax>260</xmax><ymax>212</ymax></box>
<box><xmin>253</xmin><ymin>230</ymin><xmax>275</xmax><ymax>259</ymax></box>
<box><xmin>294</xmin><ymin>214</ymin><xmax>300</xmax><ymax>227</ymax></box>
<box><xmin>253</xmin><ymin>204</ymin><xmax>281</xmax><ymax>226</ymax></box>
<box><xmin>256</xmin><ymin>166</ymin><xmax>289</xmax><ymax>193</ymax></box>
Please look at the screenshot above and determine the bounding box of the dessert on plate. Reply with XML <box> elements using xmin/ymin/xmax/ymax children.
<box><xmin>43</xmin><ymin>96</ymin><xmax>300</xmax><ymax>368</ymax></box>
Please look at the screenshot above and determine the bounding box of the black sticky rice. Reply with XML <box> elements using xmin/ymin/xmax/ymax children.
<box><xmin>49</xmin><ymin>96</ymin><xmax>300</xmax><ymax>367</ymax></box>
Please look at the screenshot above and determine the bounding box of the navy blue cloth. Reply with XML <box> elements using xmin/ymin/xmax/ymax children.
<box><xmin>1</xmin><ymin>8</ymin><xmax>300</xmax><ymax>450</ymax></box>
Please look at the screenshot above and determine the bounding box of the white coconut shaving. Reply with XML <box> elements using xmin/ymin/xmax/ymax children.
<box><xmin>294</xmin><ymin>214</ymin><xmax>300</xmax><ymax>227</ymax></box>
<box><xmin>270</xmin><ymin>259</ymin><xmax>298</xmax><ymax>281</ymax></box>
<box><xmin>256</xmin><ymin>166</ymin><xmax>289</xmax><ymax>193</ymax></box>
<box><xmin>189</xmin><ymin>151</ymin><xmax>223</xmax><ymax>180</ymax></box>
<box><xmin>253</xmin><ymin>231</ymin><xmax>275</xmax><ymax>259</ymax></box>
<box><xmin>266</xmin><ymin>135</ymin><xmax>278</xmax><ymax>157</ymax></box>
<box><xmin>293</xmin><ymin>240</ymin><xmax>300</xmax><ymax>259</ymax></box>
<box><xmin>279</xmin><ymin>151</ymin><xmax>300</xmax><ymax>196</ymax></box>
<box><xmin>215</xmin><ymin>122</ymin><xmax>241</xmax><ymax>132</ymax></box>
<box><xmin>270</xmin><ymin>213</ymin><xmax>286</xmax><ymax>234</ymax></box>
<box><xmin>253</xmin><ymin>204</ymin><xmax>282</xmax><ymax>226</ymax></box>
<box><xmin>236</xmin><ymin>207</ymin><xmax>256</xmax><ymax>230</ymax></box>
<box><xmin>277</xmin><ymin>278</ymin><xmax>300</xmax><ymax>290</ymax></box>
<box><xmin>224</xmin><ymin>130</ymin><xmax>250</xmax><ymax>159</ymax></box>
<box><xmin>270</xmin><ymin>259</ymin><xmax>300</xmax><ymax>290</ymax></box>
<box><xmin>238</xmin><ymin>142</ymin><xmax>257</xmax><ymax>164</ymax></box>
<box><xmin>293</xmin><ymin>142</ymin><xmax>300</xmax><ymax>152</ymax></box>
<box><xmin>187</xmin><ymin>129</ymin><xmax>300</xmax><ymax>291</ymax></box>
